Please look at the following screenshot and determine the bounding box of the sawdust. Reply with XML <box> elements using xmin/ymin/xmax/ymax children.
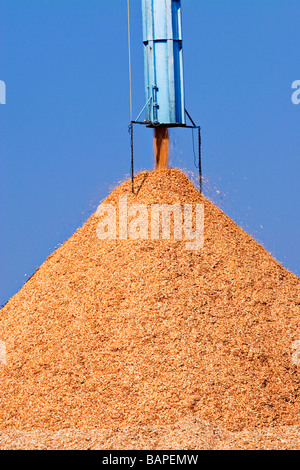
<box><xmin>1</xmin><ymin>419</ymin><xmax>300</xmax><ymax>450</ymax></box>
<box><xmin>0</xmin><ymin>168</ymin><xmax>300</xmax><ymax>449</ymax></box>
<box><xmin>154</xmin><ymin>127</ymin><xmax>169</xmax><ymax>169</ymax></box>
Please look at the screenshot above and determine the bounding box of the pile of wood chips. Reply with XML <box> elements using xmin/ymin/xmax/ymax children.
<box><xmin>0</xmin><ymin>168</ymin><xmax>300</xmax><ymax>449</ymax></box>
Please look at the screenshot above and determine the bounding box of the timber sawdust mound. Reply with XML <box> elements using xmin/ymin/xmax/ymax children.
<box><xmin>0</xmin><ymin>168</ymin><xmax>300</xmax><ymax>449</ymax></box>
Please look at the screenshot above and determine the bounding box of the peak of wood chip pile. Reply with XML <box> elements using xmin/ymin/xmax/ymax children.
<box><xmin>1</xmin><ymin>169</ymin><xmax>300</xmax><ymax>450</ymax></box>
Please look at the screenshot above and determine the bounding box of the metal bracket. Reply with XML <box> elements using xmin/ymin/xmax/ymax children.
<box><xmin>129</xmin><ymin>108</ymin><xmax>202</xmax><ymax>195</ymax></box>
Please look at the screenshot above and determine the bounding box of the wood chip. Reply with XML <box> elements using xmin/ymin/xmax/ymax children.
<box><xmin>0</xmin><ymin>169</ymin><xmax>299</xmax><ymax>449</ymax></box>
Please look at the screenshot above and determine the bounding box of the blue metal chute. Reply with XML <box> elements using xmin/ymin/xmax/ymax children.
<box><xmin>141</xmin><ymin>0</ymin><xmax>185</xmax><ymax>126</ymax></box>
<box><xmin>128</xmin><ymin>0</ymin><xmax>202</xmax><ymax>194</ymax></box>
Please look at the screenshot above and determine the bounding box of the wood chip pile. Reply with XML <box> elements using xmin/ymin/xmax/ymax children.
<box><xmin>0</xmin><ymin>169</ymin><xmax>299</xmax><ymax>448</ymax></box>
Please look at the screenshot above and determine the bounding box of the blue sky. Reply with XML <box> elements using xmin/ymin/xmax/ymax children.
<box><xmin>0</xmin><ymin>0</ymin><xmax>299</xmax><ymax>306</ymax></box>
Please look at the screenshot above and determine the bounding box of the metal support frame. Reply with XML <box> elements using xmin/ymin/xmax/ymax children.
<box><xmin>129</xmin><ymin>108</ymin><xmax>202</xmax><ymax>195</ymax></box>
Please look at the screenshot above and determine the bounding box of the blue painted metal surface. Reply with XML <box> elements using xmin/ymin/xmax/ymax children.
<box><xmin>141</xmin><ymin>0</ymin><xmax>185</xmax><ymax>126</ymax></box>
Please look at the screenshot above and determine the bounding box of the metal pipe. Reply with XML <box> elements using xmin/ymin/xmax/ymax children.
<box><xmin>141</xmin><ymin>0</ymin><xmax>186</xmax><ymax>126</ymax></box>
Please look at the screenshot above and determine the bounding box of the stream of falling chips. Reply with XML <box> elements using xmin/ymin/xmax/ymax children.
<box><xmin>154</xmin><ymin>126</ymin><xmax>169</xmax><ymax>169</ymax></box>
